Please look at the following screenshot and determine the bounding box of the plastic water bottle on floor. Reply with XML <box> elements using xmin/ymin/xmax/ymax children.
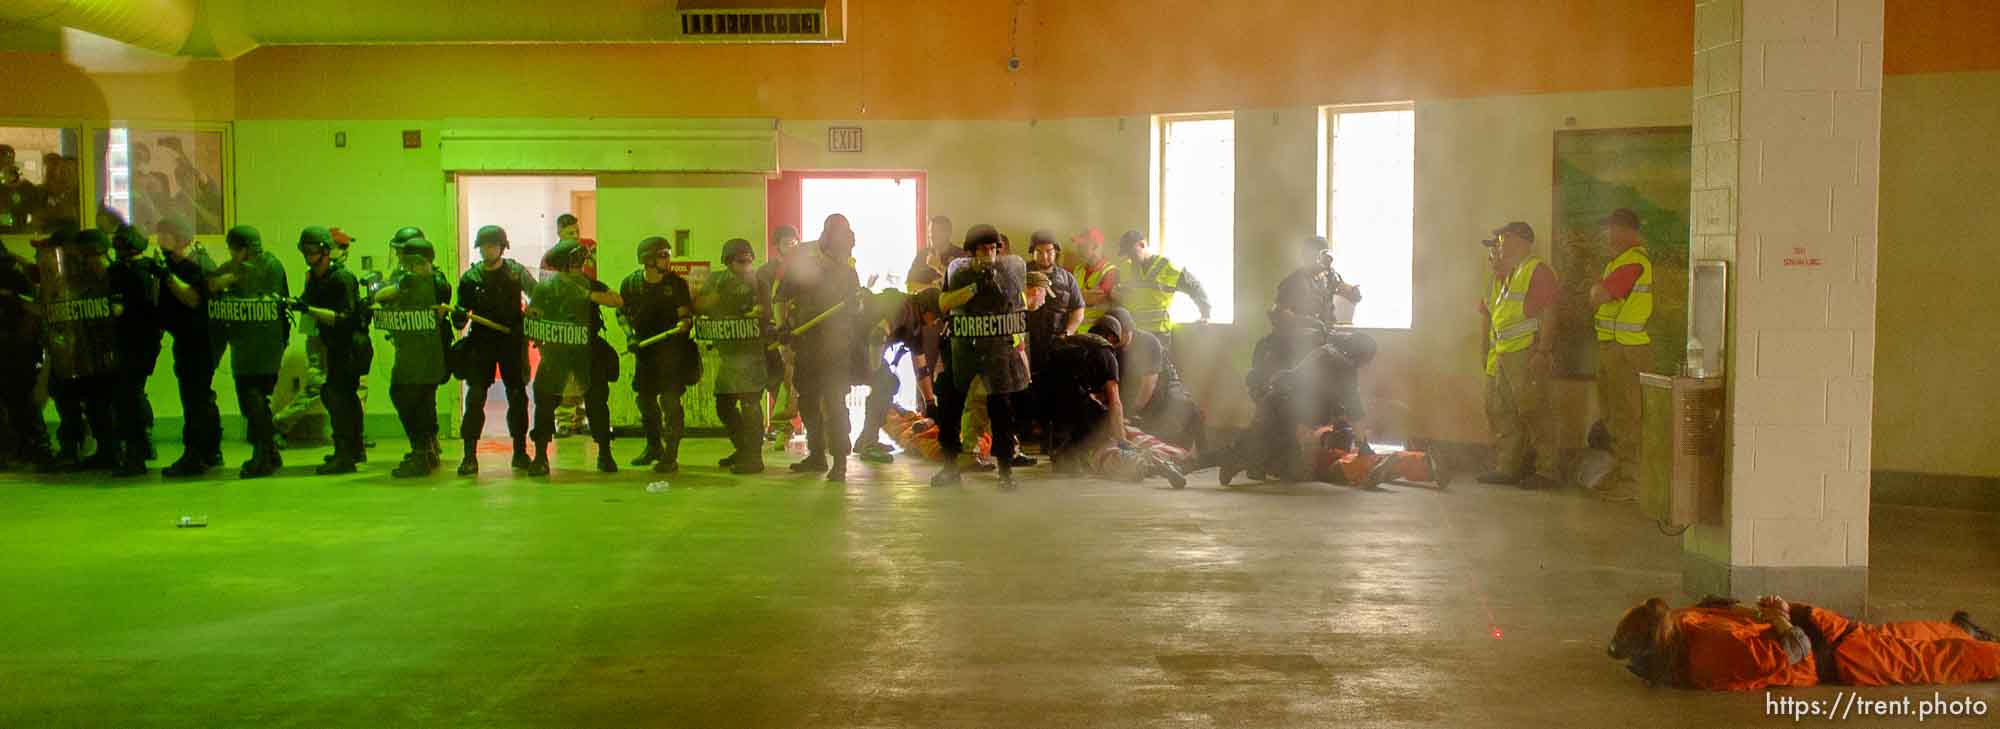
<box><xmin>785</xmin><ymin>433</ymin><xmax>809</xmax><ymax>457</ymax></box>
<box><xmin>645</xmin><ymin>481</ymin><xmax>671</xmax><ymax>493</ymax></box>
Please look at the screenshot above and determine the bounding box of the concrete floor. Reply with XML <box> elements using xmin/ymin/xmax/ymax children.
<box><xmin>2</xmin><ymin>436</ymin><xmax>1997</xmax><ymax>728</ymax></box>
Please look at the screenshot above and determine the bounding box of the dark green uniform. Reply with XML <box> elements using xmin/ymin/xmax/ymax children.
<box><xmin>43</xmin><ymin>238</ymin><xmax>120</xmax><ymax>466</ymax></box>
<box><xmin>702</xmin><ymin>251</ymin><xmax>771</xmax><ymax>472</ymax></box>
<box><xmin>381</xmin><ymin>271</ymin><xmax>451</xmax><ymax>386</ymax></box>
<box><xmin>211</xmin><ymin>249</ymin><xmax>291</xmax><ymax>472</ymax></box>
<box><xmin>210</xmin><ymin>252</ymin><xmax>290</xmax><ymax>377</ymax></box>
<box><xmin>528</xmin><ymin>272</ymin><xmax>597</xmax><ymax>445</ymax></box>
<box><xmin>379</xmin><ymin>270</ymin><xmax>451</xmax><ymax>462</ymax></box>
<box><xmin>700</xmin><ymin>269</ymin><xmax>770</xmax><ymax>395</ymax></box>
<box><xmin>934</xmin><ymin>255</ymin><xmax>1030</xmax><ymax>473</ymax></box>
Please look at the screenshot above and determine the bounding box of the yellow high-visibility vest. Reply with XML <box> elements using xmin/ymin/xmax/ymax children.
<box><xmin>1119</xmin><ymin>255</ymin><xmax>1184</xmax><ymax>334</ymax></box>
<box><xmin>1074</xmin><ymin>260</ymin><xmax>1117</xmax><ymax>325</ymax></box>
<box><xmin>1486</xmin><ymin>255</ymin><xmax>1548</xmax><ymax>376</ymax></box>
<box><xmin>1593</xmin><ymin>246</ymin><xmax>1653</xmax><ymax>345</ymax></box>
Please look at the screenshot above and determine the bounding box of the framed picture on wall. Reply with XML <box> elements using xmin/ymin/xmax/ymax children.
<box><xmin>0</xmin><ymin>124</ymin><xmax>84</xmax><ymax>237</ymax></box>
<box><xmin>92</xmin><ymin>127</ymin><xmax>229</xmax><ymax>236</ymax></box>
<box><xmin>1551</xmin><ymin>126</ymin><xmax>1693</xmax><ymax>379</ymax></box>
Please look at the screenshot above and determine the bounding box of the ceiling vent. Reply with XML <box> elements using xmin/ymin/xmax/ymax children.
<box><xmin>678</xmin><ymin>0</ymin><xmax>833</xmax><ymax>41</ymax></box>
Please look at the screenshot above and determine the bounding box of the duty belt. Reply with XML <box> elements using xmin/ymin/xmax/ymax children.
<box><xmin>693</xmin><ymin>317</ymin><xmax>763</xmax><ymax>341</ymax></box>
<box><xmin>524</xmin><ymin>318</ymin><xmax>590</xmax><ymax>345</ymax></box>
<box><xmin>374</xmin><ymin>309</ymin><xmax>440</xmax><ymax>333</ymax></box>
<box><xmin>945</xmin><ymin>311</ymin><xmax>1027</xmax><ymax>338</ymax></box>
<box><xmin>208</xmin><ymin>297</ymin><xmax>285</xmax><ymax>323</ymax></box>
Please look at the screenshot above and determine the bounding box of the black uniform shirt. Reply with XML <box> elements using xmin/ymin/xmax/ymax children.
<box><xmin>456</xmin><ymin>259</ymin><xmax>532</xmax><ymax>338</ymax></box>
<box><xmin>157</xmin><ymin>254</ymin><xmax>209</xmax><ymax>340</ymax></box>
<box><xmin>775</xmin><ymin>246</ymin><xmax>860</xmax><ymax>354</ymax></box>
<box><xmin>1047</xmin><ymin>334</ymin><xmax>1120</xmax><ymax>397</ymax></box>
<box><xmin>107</xmin><ymin>255</ymin><xmax>166</xmax><ymax>356</ymax></box>
<box><xmin>301</xmin><ymin>262</ymin><xmax>365</xmax><ymax>349</ymax></box>
<box><xmin>619</xmin><ymin>269</ymin><xmax>693</xmax><ymax>339</ymax></box>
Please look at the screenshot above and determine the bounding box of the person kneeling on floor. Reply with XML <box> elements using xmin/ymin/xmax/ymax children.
<box><xmin>1216</xmin><ymin>326</ymin><xmax>1375</xmax><ymax>486</ymax></box>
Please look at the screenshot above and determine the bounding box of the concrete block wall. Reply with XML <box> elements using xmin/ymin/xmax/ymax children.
<box><xmin>1689</xmin><ymin>0</ymin><xmax>1881</xmax><ymax>608</ymax></box>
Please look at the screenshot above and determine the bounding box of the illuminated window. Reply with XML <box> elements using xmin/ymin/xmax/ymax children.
<box><xmin>94</xmin><ymin>128</ymin><xmax>228</xmax><ymax>234</ymax></box>
<box><xmin>0</xmin><ymin>126</ymin><xmax>81</xmax><ymax>234</ymax></box>
<box><xmin>1321</xmin><ymin>104</ymin><xmax>1415</xmax><ymax>329</ymax></box>
<box><xmin>1153</xmin><ymin>112</ymin><xmax>1234</xmax><ymax>324</ymax></box>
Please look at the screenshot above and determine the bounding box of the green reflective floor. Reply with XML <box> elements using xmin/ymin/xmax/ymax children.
<box><xmin>2</xmin><ymin>437</ymin><xmax>1996</xmax><ymax>728</ymax></box>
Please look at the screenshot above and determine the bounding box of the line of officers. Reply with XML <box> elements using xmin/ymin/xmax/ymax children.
<box><xmin>0</xmin><ymin>211</ymin><xmax>1193</xmax><ymax>486</ymax></box>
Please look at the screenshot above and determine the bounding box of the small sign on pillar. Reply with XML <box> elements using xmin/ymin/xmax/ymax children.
<box><xmin>828</xmin><ymin>126</ymin><xmax>863</xmax><ymax>153</ymax></box>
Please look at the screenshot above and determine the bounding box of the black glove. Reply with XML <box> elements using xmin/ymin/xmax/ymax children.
<box><xmin>286</xmin><ymin>297</ymin><xmax>310</xmax><ymax>313</ymax></box>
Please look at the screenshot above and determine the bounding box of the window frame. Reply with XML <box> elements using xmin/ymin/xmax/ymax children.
<box><xmin>0</xmin><ymin>118</ymin><xmax>87</xmax><ymax>238</ymax></box>
<box><xmin>87</xmin><ymin>120</ymin><xmax>235</xmax><ymax>245</ymax></box>
<box><xmin>1317</xmin><ymin>101</ymin><xmax>1416</xmax><ymax>331</ymax></box>
<box><xmin>1149</xmin><ymin>110</ymin><xmax>1237</xmax><ymax>325</ymax></box>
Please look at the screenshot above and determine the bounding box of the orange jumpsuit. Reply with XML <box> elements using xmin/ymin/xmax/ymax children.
<box><xmin>1801</xmin><ymin>606</ymin><xmax>2000</xmax><ymax>687</ymax></box>
<box><xmin>1677</xmin><ymin>608</ymin><xmax>1820</xmax><ymax>691</ymax></box>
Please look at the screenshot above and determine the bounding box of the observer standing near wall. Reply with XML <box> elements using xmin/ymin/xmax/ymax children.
<box><xmin>1478</xmin><ymin>222</ymin><xmax>1559</xmax><ymax>488</ymax></box>
<box><xmin>1589</xmin><ymin>209</ymin><xmax>1653</xmax><ymax>503</ymax></box>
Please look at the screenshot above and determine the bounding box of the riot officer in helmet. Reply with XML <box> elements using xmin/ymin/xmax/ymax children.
<box><xmin>619</xmin><ymin>236</ymin><xmax>700</xmax><ymax>474</ymax></box>
<box><xmin>209</xmin><ymin>225</ymin><xmax>292</xmax><ymax>477</ymax></box>
<box><xmin>153</xmin><ymin>214</ymin><xmax>222</xmax><ymax>477</ymax></box>
<box><xmin>372</xmin><ymin>237</ymin><xmax>454</xmax><ymax>478</ymax></box>
<box><xmin>452</xmin><ymin>224</ymin><xmax>536</xmax><ymax>475</ymax></box>
<box><xmin>43</xmin><ymin>227</ymin><xmax>123</xmax><ymax>471</ymax></box>
<box><xmin>929</xmin><ymin>224</ymin><xmax>1032</xmax><ymax>488</ymax></box>
<box><xmin>105</xmin><ymin>224</ymin><xmax>167</xmax><ymax>475</ymax></box>
<box><xmin>294</xmin><ymin>226</ymin><xmax>371</xmax><ymax>475</ymax></box>
<box><xmin>524</xmin><ymin>240</ymin><xmax>622</xmax><ymax>476</ymax></box>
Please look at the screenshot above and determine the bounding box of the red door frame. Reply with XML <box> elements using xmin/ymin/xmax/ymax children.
<box><xmin>765</xmin><ymin>170</ymin><xmax>928</xmax><ymax>261</ymax></box>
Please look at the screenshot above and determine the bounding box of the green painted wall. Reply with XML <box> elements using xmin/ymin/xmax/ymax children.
<box><xmin>1877</xmin><ymin>71</ymin><xmax>2000</xmax><ymax>478</ymax></box>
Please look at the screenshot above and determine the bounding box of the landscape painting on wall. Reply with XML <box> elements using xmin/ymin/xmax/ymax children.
<box><xmin>1551</xmin><ymin>126</ymin><xmax>1692</xmax><ymax>379</ymax></box>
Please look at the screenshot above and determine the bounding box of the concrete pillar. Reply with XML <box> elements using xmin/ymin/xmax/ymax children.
<box><xmin>1685</xmin><ymin>0</ymin><xmax>1881</xmax><ymax>614</ymax></box>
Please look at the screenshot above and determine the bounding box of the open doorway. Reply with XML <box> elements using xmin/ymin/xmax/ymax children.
<box><xmin>456</xmin><ymin>174</ymin><xmax>597</xmax><ymax>436</ymax></box>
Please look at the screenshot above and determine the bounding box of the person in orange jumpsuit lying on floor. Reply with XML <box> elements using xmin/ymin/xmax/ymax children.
<box><xmin>1607</xmin><ymin>595</ymin><xmax>2000</xmax><ymax>690</ymax></box>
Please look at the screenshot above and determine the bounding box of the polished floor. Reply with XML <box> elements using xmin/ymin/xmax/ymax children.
<box><xmin>1</xmin><ymin>437</ymin><xmax>1996</xmax><ymax>728</ymax></box>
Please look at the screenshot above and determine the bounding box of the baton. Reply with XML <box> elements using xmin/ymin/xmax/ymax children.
<box><xmin>462</xmin><ymin>309</ymin><xmax>512</xmax><ymax>335</ymax></box>
<box><xmin>789</xmin><ymin>300</ymin><xmax>848</xmax><ymax>336</ymax></box>
<box><xmin>633</xmin><ymin>320</ymin><xmax>692</xmax><ymax>350</ymax></box>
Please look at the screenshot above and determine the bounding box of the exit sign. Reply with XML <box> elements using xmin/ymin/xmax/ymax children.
<box><xmin>828</xmin><ymin>127</ymin><xmax>863</xmax><ymax>153</ymax></box>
